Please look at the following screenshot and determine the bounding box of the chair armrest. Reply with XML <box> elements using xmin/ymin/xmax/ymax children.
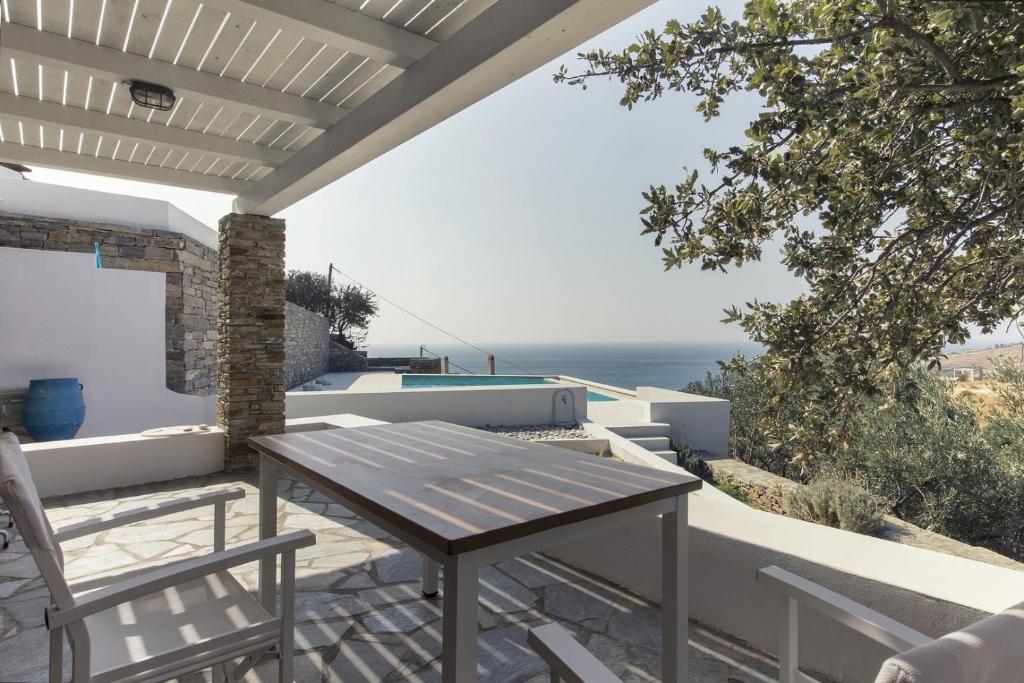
<box><xmin>756</xmin><ymin>566</ymin><xmax>931</xmax><ymax>652</ymax></box>
<box><xmin>52</xmin><ymin>488</ymin><xmax>245</xmax><ymax>542</ymax></box>
<box><xmin>527</xmin><ymin>623</ymin><xmax>622</xmax><ymax>683</ymax></box>
<box><xmin>47</xmin><ymin>530</ymin><xmax>315</xmax><ymax>628</ymax></box>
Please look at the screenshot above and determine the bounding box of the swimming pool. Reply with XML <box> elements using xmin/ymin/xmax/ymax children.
<box><xmin>400</xmin><ymin>374</ymin><xmax>618</xmax><ymax>401</ymax></box>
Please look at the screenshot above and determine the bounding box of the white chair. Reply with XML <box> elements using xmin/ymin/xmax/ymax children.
<box><xmin>0</xmin><ymin>431</ymin><xmax>315</xmax><ymax>683</ymax></box>
<box><xmin>756</xmin><ymin>565</ymin><xmax>1024</xmax><ymax>683</ymax></box>
<box><xmin>527</xmin><ymin>565</ymin><xmax>1024</xmax><ymax>683</ymax></box>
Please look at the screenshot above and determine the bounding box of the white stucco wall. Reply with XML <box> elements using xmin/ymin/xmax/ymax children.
<box><xmin>286</xmin><ymin>384</ymin><xmax>588</xmax><ymax>426</ymax></box>
<box><xmin>24</xmin><ymin>429</ymin><xmax>225</xmax><ymax>498</ymax></box>
<box><xmin>0</xmin><ymin>247</ymin><xmax>216</xmax><ymax>438</ymax></box>
<box><xmin>548</xmin><ymin>487</ymin><xmax>1024</xmax><ymax>682</ymax></box>
<box><xmin>638</xmin><ymin>386</ymin><xmax>730</xmax><ymax>456</ymax></box>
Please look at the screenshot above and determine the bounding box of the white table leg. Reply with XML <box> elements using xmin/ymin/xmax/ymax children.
<box><xmin>442</xmin><ymin>552</ymin><xmax>479</xmax><ymax>683</ymax></box>
<box><xmin>662</xmin><ymin>494</ymin><xmax>688</xmax><ymax>683</ymax></box>
<box><xmin>422</xmin><ymin>555</ymin><xmax>440</xmax><ymax>597</ymax></box>
<box><xmin>259</xmin><ymin>454</ymin><xmax>279</xmax><ymax>615</ymax></box>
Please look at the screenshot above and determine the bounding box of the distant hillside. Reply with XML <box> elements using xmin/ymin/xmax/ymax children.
<box><xmin>941</xmin><ymin>344</ymin><xmax>1024</xmax><ymax>374</ymax></box>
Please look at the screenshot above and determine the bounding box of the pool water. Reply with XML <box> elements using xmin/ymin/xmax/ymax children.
<box><xmin>400</xmin><ymin>374</ymin><xmax>618</xmax><ymax>402</ymax></box>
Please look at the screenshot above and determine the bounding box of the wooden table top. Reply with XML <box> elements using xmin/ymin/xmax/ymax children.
<box><xmin>250</xmin><ymin>421</ymin><xmax>701</xmax><ymax>555</ymax></box>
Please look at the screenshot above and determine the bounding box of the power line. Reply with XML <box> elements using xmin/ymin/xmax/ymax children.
<box><xmin>328</xmin><ymin>264</ymin><xmax>536</xmax><ymax>375</ymax></box>
<box><xmin>420</xmin><ymin>345</ymin><xmax>476</xmax><ymax>375</ymax></box>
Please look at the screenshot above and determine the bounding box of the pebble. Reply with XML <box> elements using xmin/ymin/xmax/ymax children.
<box><xmin>481</xmin><ymin>424</ymin><xmax>589</xmax><ymax>441</ymax></box>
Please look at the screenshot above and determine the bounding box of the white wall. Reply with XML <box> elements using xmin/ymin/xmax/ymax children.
<box><xmin>287</xmin><ymin>384</ymin><xmax>588</xmax><ymax>426</ymax></box>
<box><xmin>639</xmin><ymin>386</ymin><xmax>730</xmax><ymax>456</ymax></box>
<box><xmin>24</xmin><ymin>429</ymin><xmax>224</xmax><ymax>498</ymax></box>
<box><xmin>0</xmin><ymin>247</ymin><xmax>216</xmax><ymax>438</ymax></box>
<box><xmin>548</xmin><ymin>487</ymin><xmax>1024</xmax><ymax>683</ymax></box>
<box><xmin>0</xmin><ymin>177</ymin><xmax>217</xmax><ymax>248</ymax></box>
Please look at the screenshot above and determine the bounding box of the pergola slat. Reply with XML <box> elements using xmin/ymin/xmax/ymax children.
<box><xmin>200</xmin><ymin>0</ymin><xmax>439</xmax><ymax>70</ymax></box>
<box><xmin>0</xmin><ymin>141</ymin><xmax>250</xmax><ymax>193</ymax></box>
<box><xmin>2</xmin><ymin>24</ymin><xmax>346</xmax><ymax>129</ymax></box>
<box><xmin>0</xmin><ymin>93</ymin><xmax>289</xmax><ymax>166</ymax></box>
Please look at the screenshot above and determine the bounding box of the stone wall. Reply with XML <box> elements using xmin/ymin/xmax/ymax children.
<box><xmin>705</xmin><ymin>457</ymin><xmax>795</xmax><ymax>514</ymax></box>
<box><xmin>217</xmin><ymin>214</ymin><xmax>286</xmax><ymax>472</ymax></box>
<box><xmin>408</xmin><ymin>357</ymin><xmax>442</xmax><ymax>374</ymax></box>
<box><xmin>0</xmin><ymin>211</ymin><xmax>217</xmax><ymax>395</ymax></box>
<box><xmin>285</xmin><ymin>302</ymin><xmax>329</xmax><ymax>389</ymax></box>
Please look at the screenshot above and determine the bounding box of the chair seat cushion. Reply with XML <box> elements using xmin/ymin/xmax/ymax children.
<box><xmin>84</xmin><ymin>570</ymin><xmax>272</xmax><ymax>678</ymax></box>
<box><xmin>875</xmin><ymin>601</ymin><xmax>1024</xmax><ymax>683</ymax></box>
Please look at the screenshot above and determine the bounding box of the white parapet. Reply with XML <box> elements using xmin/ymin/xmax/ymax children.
<box><xmin>286</xmin><ymin>384</ymin><xmax>588</xmax><ymax>426</ymax></box>
<box><xmin>23</xmin><ymin>428</ymin><xmax>225</xmax><ymax>498</ymax></box>
<box><xmin>637</xmin><ymin>386</ymin><xmax>730</xmax><ymax>457</ymax></box>
<box><xmin>547</xmin><ymin>486</ymin><xmax>1024</xmax><ymax>683</ymax></box>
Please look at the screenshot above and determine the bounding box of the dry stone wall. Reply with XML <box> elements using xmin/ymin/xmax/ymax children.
<box><xmin>284</xmin><ymin>302</ymin><xmax>329</xmax><ymax>389</ymax></box>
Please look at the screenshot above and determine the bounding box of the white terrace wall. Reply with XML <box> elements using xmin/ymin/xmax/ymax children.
<box><xmin>0</xmin><ymin>248</ymin><xmax>216</xmax><ymax>437</ymax></box>
<box><xmin>286</xmin><ymin>384</ymin><xmax>588</xmax><ymax>426</ymax></box>
<box><xmin>639</xmin><ymin>386</ymin><xmax>729</xmax><ymax>456</ymax></box>
<box><xmin>548</xmin><ymin>486</ymin><xmax>1024</xmax><ymax>683</ymax></box>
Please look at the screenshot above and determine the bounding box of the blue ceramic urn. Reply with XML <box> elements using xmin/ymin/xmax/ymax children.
<box><xmin>22</xmin><ymin>378</ymin><xmax>86</xmax><ymax>441</ymax></box>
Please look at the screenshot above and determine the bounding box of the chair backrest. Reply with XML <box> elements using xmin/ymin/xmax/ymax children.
<box><xmin>0</xmin><ymin>431</ymin><xmax>72</xmax><ymax>606</ymax></box>
<box><xmin>875</xmin><ymin>600</ymin><xmax>1024</xmax><ymax>683</ymax></box>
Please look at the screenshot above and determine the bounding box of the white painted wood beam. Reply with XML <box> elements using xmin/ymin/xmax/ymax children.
<box><xmin>201</xmin><ymin>0</ymin><xmax>438</xmax><ymax>69</ymax></box>
<box><xmin>0</xmin><ymin>142</ymin><xmax>248</xmax><ymax>194</ymax></box>
<box><xmin>235</xmin><ymin>0</ymin><xmax>657</xmax><ymax>215</ymax></box>
<box><xmin>0</xmin><ymin>94</ymin><xmax>289</xmax><ymax>166</ymax></box>
<box><xmin>1</xmin><ymin>24</ymin><xmax>344</xmax><ymax>129</ymax></box>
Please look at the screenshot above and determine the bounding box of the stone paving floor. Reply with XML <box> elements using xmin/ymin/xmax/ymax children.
<box><xmin>0</xmin><ymin>474</ymin><xmax>778</xmax><ymax>682</ymax></box>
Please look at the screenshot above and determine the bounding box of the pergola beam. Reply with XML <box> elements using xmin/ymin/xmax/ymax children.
<box><xmin>1</xmin><ymin>24</ymin><xmax>344</xmax><ymax>129</ymax></box>
<box><xmin>0</xmin><ymin>94</ymin><xmax>289</xmax><ymax>167</ymax></box>
<box><xmin>235</xmin><ymin>0</ymin><xmax>657</xmax><ymax>215</ymax></box>
<box><xmin>0</xmin><ymin>142</ymin><xmax>248</xmax><ymax>194</ymax></box>
<box><xmin>201</xmin><ymin>0</ymin><xmax>438</xmax><ymax>69</ymax></box>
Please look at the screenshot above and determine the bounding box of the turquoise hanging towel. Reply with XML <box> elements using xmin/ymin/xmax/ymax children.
<box><xmin>94</xmin><ymin>242</ymin><xmax>102</xmax><ymax>269</ymax></box>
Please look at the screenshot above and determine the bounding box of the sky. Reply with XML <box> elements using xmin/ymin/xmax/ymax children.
<box><xmin>27</xmin><ymin>0</ymin><xmax>1018</xmax><ymax>350</ymax></box>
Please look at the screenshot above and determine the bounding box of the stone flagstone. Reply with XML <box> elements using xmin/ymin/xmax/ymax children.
<box><xmin>0</xmin><ymin>473</ymin><xmax>778</xmax><ymax>682</ymax></box>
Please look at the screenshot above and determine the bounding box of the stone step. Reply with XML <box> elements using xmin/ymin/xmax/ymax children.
<box><xmin>631</xmin><ymin>436</ymin><xmax>671</xmax><ymax>451</ymax></box>
<box><xmin>604</xmin><ymin>422</ymin><xmax>671</xmax><ymax>438</ymax></box>
<box><xmin>651</xmin><ymin>450</ymin><xmax>678</xmax><ymax>463</ymax></box>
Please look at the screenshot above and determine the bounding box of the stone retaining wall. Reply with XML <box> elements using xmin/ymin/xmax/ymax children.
<box><xmin>704</xmin><ymin>457</ymin><xmax>795</xmax><ymax>514</ymax></box>
<box><xmin>0</xmin><ymin>211</ymin><xmax>217</xmax><ymax>395</ymax></box>
<box><xmin>284</xmin><ymin>302</ymin><xmax>329</xmax><ymax>389</ymax></box>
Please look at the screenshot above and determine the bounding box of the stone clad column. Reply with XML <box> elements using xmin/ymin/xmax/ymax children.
<box><xmin>217</xmin><ymin>213</ymin><xmax>286</xmax><ymax>472</ymax></box>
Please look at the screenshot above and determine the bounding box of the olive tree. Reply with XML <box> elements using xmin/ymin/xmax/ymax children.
<box><xmin>560</xmin><ymin>0</ymin><xmax>1024</xmax><ymax>465</ymax></box>
<box><xmin>285</xmin><ymin>270</ymin><xmax>379</xmax><ymax>349</ymax></box>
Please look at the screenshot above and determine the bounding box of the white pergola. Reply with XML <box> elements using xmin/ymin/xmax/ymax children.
<box><xmin>0</xmin><ymin>0</ymin><xmax>654</xmax><ymax>215</ymax></box>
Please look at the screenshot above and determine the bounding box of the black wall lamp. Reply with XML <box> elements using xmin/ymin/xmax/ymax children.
<box><xmin>126</xmin><ymin>80</ymin><xmax>176</xmax><ymax>111</ymax></box>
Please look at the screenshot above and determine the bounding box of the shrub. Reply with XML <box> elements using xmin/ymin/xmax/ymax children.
<box><xmin>684</xmin><ymin>364</ymin><xmax>806</xmax><ymax>478</ymax></box>
<box><xmin>689</xmin><ymin>358</ymin><xmax>1024</xmax><ymax>560</ymax></box>
<box><xmin>783</xmin><ymin>480</ymin><xmax>883</xmax><ymax>534</ymax></box>
<box><xmin>835</xmin><ymin>367</ymin><xmax>1024</xmax><ymax>556</ymax></box>
<box><xmin>715</xmin><ymin>481</ymin><xmax>750</xmax><ymax>504</ymax></box>
<box><xmin>674</xmin><ymin>442</ymin><xmax>710</xmax><ymax>479</ymax></box>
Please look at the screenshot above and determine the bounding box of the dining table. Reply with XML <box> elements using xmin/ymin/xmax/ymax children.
<box><xmin>249</xmin><ymin>420</ymin><xmax>701</xmax><ymax>682</ymax></box>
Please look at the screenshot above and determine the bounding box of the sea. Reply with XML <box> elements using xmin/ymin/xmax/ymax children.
<box><xmin>367</xmin><ymin>342</ymin><xmax>764</xmax><ymax>392</ymax></box>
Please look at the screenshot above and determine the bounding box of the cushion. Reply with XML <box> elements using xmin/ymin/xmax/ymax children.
<box><xmin>0</xmin><ymin>431</ymin><xmax>60</xmax><ymax>560</ymax></box>
<box><xmin>875</xmin><ymin>601</ymin><xmax>1024</xmax><ymax>683</ymax></box>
